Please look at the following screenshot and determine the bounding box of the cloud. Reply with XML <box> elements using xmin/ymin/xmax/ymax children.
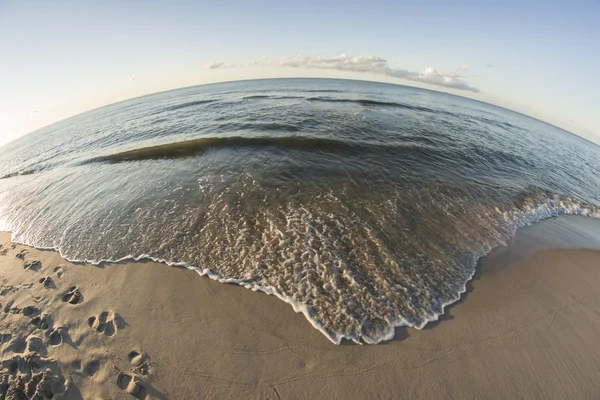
<box><xmin>414</xmin><ymin>66</ymin><xmax>478</xmax><ymax>92</ymax></box>
<box><xmin>205</xmin><ymin>61</ymin><xmax>227</xmax><ymax>70</ymax></box>
<box><xmin>206</xmin><ymin>53</ymin><xmax>479</xmax><ymax>92</ymax></box>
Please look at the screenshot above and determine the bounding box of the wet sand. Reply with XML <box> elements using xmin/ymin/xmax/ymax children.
<box><xmin>1</xmin><ymin>215</ymin><xmax>600</xmax><ymax>399</ymax></box>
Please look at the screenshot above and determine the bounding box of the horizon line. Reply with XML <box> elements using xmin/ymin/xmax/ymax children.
<box><xmin>2</xmin><ymin>76</ymin><xmax>597</xmax><ymax>150</ymax></box>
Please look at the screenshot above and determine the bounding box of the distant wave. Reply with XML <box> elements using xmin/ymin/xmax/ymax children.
<box><xmin>243</xmin><ymin>95</ymin><xmax>271</xmax><ymax>99</ymax></box>
<box><xmin>242</xmin><ymin>95</ymin><xmax>441</xmax><ymax>115</ymax></box>
<box><xmin>212</xmin><ymin>121</ymin><xmax>302</xmax><ymax>132</ymax></box>
<box><xmin>305</xmin><ymin>97</ymin><xmax>439</xmax><ymax>113</ymax></box>
<box><xmin>0</xmin><ymin>163</ymin><xmax>63</xmax><ymax>180</ymax></box>
<box><xmin>471</xmin><ymin>116</ymin><xmax>519</xmax><ymax>131</ymax></box>
<box><xmin>300</xmin><ymin>89</ymin><xmax>345</xmax><ymax>93</ymax></box>
<box><xmin>165</xmin><ymin>99</ymin><xmax>217</xmax><ymax>112</ymax></box>
<box><xmin>242</xmin><ymin>95</ymin><xmax>304</xmax><ymax>100</ymax></box>
<box><xmin>0</xmin><ymin>169</ymin><xmax>39</xmax><ymax>180</ymax></box>
<box><xmin>304</xmin><ymin>98</ymin><xmax>522</xmax><ymax>128</ymax></box>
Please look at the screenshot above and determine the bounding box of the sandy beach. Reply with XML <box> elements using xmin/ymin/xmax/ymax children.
<box><xmin>1</xmin><ymin>214</ymin><xmax>600</xmax><ymax>399</ymax></box>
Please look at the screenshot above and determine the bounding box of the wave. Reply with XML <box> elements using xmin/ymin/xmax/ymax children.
<box><xmin>243</xmin><ymin>95</ymin><xmax>271</xmax><ymax>99</ymax></box>
<box><xmin>243</xmin><ymin>95</ymin><xmax>304</xmax><ymax>100</ymax></box>
<box><xmin>212</xmin><ymin>122</ymin><xmax>302</xmax><ymax>133</ymax></box>
<box><xmin>82</xmin><ymin>137</ymin><xmax>538</xmax><ymax>184</ymax></box>
<box><xmin>6</xmin><ymin>134</ymin><xmax>539</xmax><ymax>190</ymax></box>
<box><xmin>150</xmin><ymin>118</ymin><xmax>169</xmax><ymax>125</ymax></box>
<box><xmin>164</xmin><ymin>99</ymin><xmax>216</xmax><ymax>112</ymax></box>
<box><xmin>0</xmin><ymin>164</ymin><xmax>59</xmax><ymax>180</ymax></box>
<box><xmin>300</xmin><ymin>89</ymin><xmax>346</xmax><ymax>93</ymax></box>
<box><xmin>470</xmin><ymin>115</ymin><xmax>519</xmax><ymax>131</ymax></box>
<box><xmin>84</xmin><ymin>136</ymin><xmax>387</xmax><ymax>163</ymax></box>
<box><xmin>0</xmin><ymin>169</ymin><xmax>39</xmax><ymax>180</ymax></box>
<box><xmin>305</xmin><ymin>97</ymin><xmax>441</xmax><ymax>113</ymax></box>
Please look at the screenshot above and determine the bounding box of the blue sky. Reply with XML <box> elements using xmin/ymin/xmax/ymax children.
<box><xmin>1</xmin><ymin>0</ymin><xmax>599</xmax><ymax>146</ymax></box>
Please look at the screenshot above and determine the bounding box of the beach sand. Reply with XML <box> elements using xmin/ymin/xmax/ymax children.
<box><xmin>1</xmin><ymin>215</ymin><xmax>600</xmax><ymax>399</ymax></box>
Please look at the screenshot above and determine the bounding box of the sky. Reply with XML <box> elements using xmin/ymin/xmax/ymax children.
<box><xmin>1</xmin><ymin>0</ymin><xmax>599</xmax><ymax>147</ymax></box>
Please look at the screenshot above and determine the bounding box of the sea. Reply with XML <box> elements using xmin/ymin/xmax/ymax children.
<box><xmin>1</xmin><ymin>78</ymin><xmax>599</xmax><ymax>344</ymax></box>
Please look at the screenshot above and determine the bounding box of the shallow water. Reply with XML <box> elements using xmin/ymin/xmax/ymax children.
<box><xmin>1</xmin><ymin>78</ymin><xmax>599</xmax><ymax>343</ymax></box>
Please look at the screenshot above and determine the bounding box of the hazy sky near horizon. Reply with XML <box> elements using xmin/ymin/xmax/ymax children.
<box><xmin>1</xmin><ymin>0</ymin><xmax>599</xmax><ymax>147</ymax></box>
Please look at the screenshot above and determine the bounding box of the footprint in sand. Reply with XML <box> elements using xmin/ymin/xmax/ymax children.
<box><xmin>61</xmin><ymin>286</ymin><xmax>83</xmax><ymax>304</ymax></box>
<box><xmin>128</xmin><ymin>351</ymin><xmax>144</xmax><ymax>366</ymax></box>
<box><xmin>0</xmin><ymin>245</ymin><xmax>7</xmax><ymax>256</ymax></box>
<box><xmin>23</xmin><ymin>260</ymin><xmax>41</xmax><ymax>271</ymax></box>
<box><xmin>117</xmin><ymin>372</ymin><xmax>147</xmax><ymax>399</ymax></box>
<box><xmin>128</xmin><ymin>350</ymin><xmax>151</xmax><ymax>376</ymax></box>
<box><xmin>87</xmin><ymin>311</ymin><xmax>125</xmax><ymax>337</ymax></box>
<box><xmin>83</xmin><ymin>360</ymin><xmax>101</xmax><ymax>376</ymax></box>
<box><xmin>30</xmin><ymin>314</ymin><xmax>50</xmax><ymax>330</ymax></box>
<box><xmin>22</xmin><ymin>305</ymin><xmax>40</xmax><ymax>317</ymax></box>
<box><xmin>48</xmin><ymin>328</ymin><xmax>63</xmax><ymax>346</ymax></box>
<box><xmin>39</xmin><ymin>276</ymin><xmax>55</xmax><ymax>289</ymax></box>
<box><xmin>6</xmin><ymin>336</ymin><xmax>26</xmax><ymax>354</ymax></box>
<box><xmin>0</xmin><ymin>333</ymin><xmax>12</xmax><ymax>345</ymax></box>
<box><xmin>2</xmin><ymin>356</ymin><xmax>24</xmax><ymax>375</ymax></box>
<box><xmin>0</xmin><ymin>283</ymin><xmax>18</xmax><ymax>297</ymax></box>
<box><xmin>3</xmin><ymin>300</ymin><xmax>23</xmax><ymax>315</ymax></box>
<box><xmin>26</xmin><ymin>335</ymin><xmax>48</xmax><ymax>356</ymax></box>
<box><xmin>54</xmin><ymin>266</ymin><xmax>64</xmax><ymax>278</ymax></box>
<box><xmin>3</xmin><ymin>300</ymin><xmax>15</xmax><ymax>314</ymax></box>
<box><xmin>15</xmin><ymin>249</ymin><xmax>27</xmax><ymax>260</ymax></box>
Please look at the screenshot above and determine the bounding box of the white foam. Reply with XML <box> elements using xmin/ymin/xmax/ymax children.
<box><xmin>4</xmin><ymin>195</ymin><xmax>600</xmax><ymax>345</ymax></box>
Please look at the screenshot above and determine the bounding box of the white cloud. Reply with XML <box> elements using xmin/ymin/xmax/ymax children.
<box><xmin>206</xmin><ymin>53</ymin><xmax>479</xmax><ymax>92</ymax></box>
<box><xmin>414</xmin><ymin>66</ymin><xmax>477</xmax><ymax>92</ymax></box>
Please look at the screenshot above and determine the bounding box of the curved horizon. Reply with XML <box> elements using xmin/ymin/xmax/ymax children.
<box><xmin>3</xmin><ymin>76</ymin><xmax>598</xmax><ymax>151</ymax></box>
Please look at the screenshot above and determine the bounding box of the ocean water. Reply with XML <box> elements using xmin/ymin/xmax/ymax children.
<box><xmin>1</xmin><ymin>78</ymin><xmax>599</xmax><ymax>344</ymax></box>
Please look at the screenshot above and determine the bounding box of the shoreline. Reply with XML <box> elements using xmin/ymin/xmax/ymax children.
<box><xmin>5</xmin><ymin>209</ymin><xmax>600</xmax><ymax>346</ymax></box>
<box><xmin>1</xmin><ymin>215</ymin><xmax>600</xmax><ymax>398</ymax></box>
